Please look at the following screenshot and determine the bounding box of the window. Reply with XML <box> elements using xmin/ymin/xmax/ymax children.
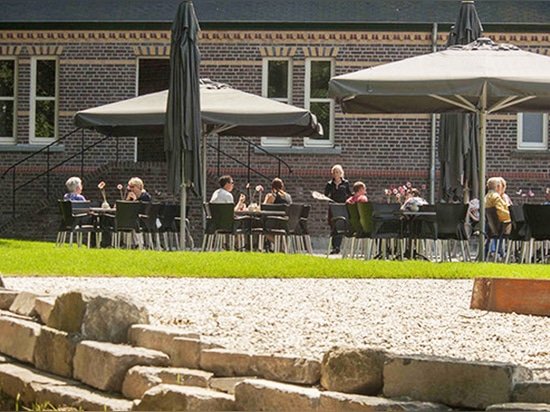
<box><xmin>261</xmin><ymin>58</ymin><xmax>292</xmax><ymax>147</ymax></box>
<box><xmin>517</xmin><ymin>113</ymin><xmax>548</xmax><ymax>150</ymax></box>
<box><xmin>304</xmin><ymin>58</ymin><xmax>334</xmax><ymax>147</ymax></box>
<box><xmin>0</xmin><ymin>58</ymin><xmax>16</xmax><ymax>143</ymax></box>
<box><xmin>30</xmin><ymin>58</ymin><xmax>58</xmax><ymax>142</ymax></box>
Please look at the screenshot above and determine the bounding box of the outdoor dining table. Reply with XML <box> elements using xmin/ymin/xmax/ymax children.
<box><xmin>234</xmin><ymin>209</ymin><xmax>288</xmax><ymax>252</ymax></box>
<box><xmin>400</xmin><ymin>209</ymin><xmax>437</xmax><ymax>260</ymax></box>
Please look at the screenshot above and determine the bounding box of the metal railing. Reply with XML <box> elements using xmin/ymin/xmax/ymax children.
<box><xmin>1</xmin><ymin>128</ymin><xmax>114</xmax><ymax>217</ymax></box>
<box><xmin>210</xmin><ymin>134</ymin><xmax>293</xmax><ymax>184</ymax></box>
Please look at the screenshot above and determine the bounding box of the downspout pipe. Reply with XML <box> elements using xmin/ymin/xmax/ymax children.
<box><xmin>429</xmin><ymin>23</ymin><xmax>438</xmax><ymax>204</ymax></box>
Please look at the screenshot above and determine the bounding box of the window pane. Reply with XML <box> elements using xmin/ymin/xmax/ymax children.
<box><xmin>267</xmin><ymin>60</ymin><xmax>288</xmax><ymax>99</ymax></box>
<box><xmin>522</xmin><ymin>113</ymin><xmax>544</xmax><ymax>143</ymax></box>
<box><xmin>139</xmin><ymin>59</ymin><xmax>170</xmax><ymax>95</ymax></box>
<box><xmin>310</xmin><ymin>101</ymin><xmax>330</xmax><ymax>140</ymax></box>
<box><xmin>0</xmin><ymin>60</ymin><xmax>14</xmax><ymax>97</ymax></box>
<box><xmin>35</xmin><ymin>100</ymin><xmax>55</xmax><ymax>138</ymax></box>
<box><xmin>310</xmin><ymin>61</ymin><xmax>331</xmax><ymax>98</ymax></box>
<box><xmin>0</xmin><ymin>100</ymin><xmax>13</xmax><ymax>136</ymax></box>
<box><xmin>36</xmin><ymin>60</ymin><xmax>56</xmax><ymax>97</ymax></box>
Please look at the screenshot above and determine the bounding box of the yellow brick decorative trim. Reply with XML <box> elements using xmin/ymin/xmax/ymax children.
<box><xmin>0</xmin><ymin>46</ymin><xmax>22</xmax><ymax>55</ymax></box>
<box><xmin>26</xmin><ymin>45</ymin><xmax>63</xmax><ymax>55</ymax></box>
<box><xmin>302</xmin><ymin>47</ymin><xmax>338</xmax><ymax>58</ymax></box>
<box><xmin>133</xmin><ymin>45</ymin><xmax>170</xmax><ymax>56</ymax></box>
<box><xmin>258</xmin><ymin>46</ymin><xmax>297</xmax><ymax>57</ymax></box>
<box><xmin>61</xmin><ymin>59</ymin><xmax>135</xmax><ymax>65</ymax></box>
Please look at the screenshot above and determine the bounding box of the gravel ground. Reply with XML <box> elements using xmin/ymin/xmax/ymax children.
<box><xmin>5</xmin><ymin>276</ymin><xmax>550</xmax><ymax>379</ymax></box>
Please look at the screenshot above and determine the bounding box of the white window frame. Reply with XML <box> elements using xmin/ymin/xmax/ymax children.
<box><xmin>261</xmin><ymin>58</ymin><xmax>293</xmax><ymax>147</ymax></box>
<box><xmin>304</xmin><ymin>58</ymin><xmax>334</xmax><ymax>147</ymax></box>
<box><xmin>0</xmin><ymin>57</ymin><xmax>17</xmax><ymax>144</ymax></box>
<box><xmin>29</xmin><ymin>57</ymin><xmax>58</xmax><ymax>143</ymax></box>
<box><xmin>517</xmin><ymin>113</ymin><xmax>548</xmax><ymax>150</ymax></box>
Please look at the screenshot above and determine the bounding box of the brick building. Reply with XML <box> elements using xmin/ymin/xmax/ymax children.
<box><xmin>0</xmin><ymin>0</ymin><xmax>549</xmax><ymax>245</ymax></box>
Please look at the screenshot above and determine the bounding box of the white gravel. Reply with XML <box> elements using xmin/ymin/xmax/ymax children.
<box><xmin>5</xmin><ymin>276</ymin><xmax>550</xmax><ymax>379</ymax></box>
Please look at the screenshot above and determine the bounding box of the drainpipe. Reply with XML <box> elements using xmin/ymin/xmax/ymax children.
<box><xmin>429</xmin><ymin>23</ymin><xmax>438</xmax><ymax>204</ymax></box>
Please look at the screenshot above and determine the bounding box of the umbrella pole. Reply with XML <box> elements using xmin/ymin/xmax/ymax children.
<box><xmin>181</xmin><ymin>150</ymin><xmax>187</xmax><ymax>250</ymax></box>
<box><xmin>477</xmin><ymin>109</ymin><xmax>487</xmax><ymax>262</ymax></box>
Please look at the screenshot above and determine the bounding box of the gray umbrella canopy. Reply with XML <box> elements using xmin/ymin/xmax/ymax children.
<box><xmin>165</xmin><ymin>0</ymin><xmax>202</xmax><ymax>196</ymax></box>
<box><xmin>439</xmin><ymin>0</ymin><xmax>483</xmax><ymax>202</ymax></box>
<box><xmin>329</xmin><ymin>37</ymin><xmax>550</xmax><ymax>260</ymax></box>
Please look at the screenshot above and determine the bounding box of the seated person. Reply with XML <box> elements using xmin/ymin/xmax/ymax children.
<box><xmin>485</xmin><ymin>176</ymin><xmax>511</xmax><ymax>234</ymax></box>
<box><xmin>264</xmin><ymin>177</ymin><xmax>292</xmax><ymax>205</ymax></box>
<box><xmin>126</xmin><ymin>177</ymin><xmax>152</xmax><ymax>202</ymax></box>
<box><xmin>346</xmin><ymin>181</ymin><xmax>368</xmax><ymax>204</ymax></box>
<box><xmin>544</xmin><ymin>188</ymin><xmax>550</xmax><ymax>205</ymax></box>
<box><xmin>63</xmin><ymin>176</ymin><xmax>87</xmax><ymax>201</ymax></box>
<box><xmin>210</xmin><ymin>175</ymin><xmax>246</xmax><ymax>211</ymax></box>
<box><xmin>400</xmin><ymin>188</ymin><xmax>428</xmax><ymax>211</ymax></box>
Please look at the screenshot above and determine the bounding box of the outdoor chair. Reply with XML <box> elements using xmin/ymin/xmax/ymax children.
<box><xmin>435</xmin><ymin>203</ymin><xmax>469</xmax><ymax>262</ymax></box>
<box><xmin>111</xmin><ymin>200</ymin><xmax>144</xmax><ymax>249</ymax></box>
<box><xmin>139</xmin><ymin>202</ymin><xmax>162</xmax><ymax>250</ymax></box>
<box><xmin>286</xmin><ymin>203</ymin><xmax>306</xmax><ymax>253</ymax></box>
<box><xmin>327</xmin><ymin>203</ymin><xmax>352</xmax><ymax>257</ymax></box>
<box><xmin>371</xmin><ymin>202</ymin><xmax>404</xmax><ymax>260</ymax></box>
<box><xmin>299</xmin><ymin>204</ymin><xmax>313</xmax><ymax>254</ymax></box>
<box><xmin>505</xmin><ymin>205</ymin><xmax>530</xmax><ymax>263</ymax></box>
<box><xmin>159</xmin><ymin>203</ymin><xmax>181</xmax><ymax>251</ymax></box>
<box><xmin>523</xmin><ymin>204</ymin><xmax>550</xmax><ymax>263</ymax></box>
<box><xmin>484</xmin><ymin>206</ymin><xmax>509</xmax><ymax>262</ymax></box>
<box><xmin>408</xmin><ymin>204</ymin><xmax>438</xmax><ymax>261</ymax></box>
<box><xmin>356</xmin><ymin>201</ymin><xmax>376</xmax><ymax>259</ymax></box>
<box><xmin>56</xmin><ymin>200</ymin><xmax>100</xmax><ymax>248</ymax></box>
<box><xmin>204</xmin><ymin>203</ymin><xmax>250</xmax><ymax>252</ymax></box>
<box><xmin>259</xmin><ymin>205</ymin><xmax>290</xmax><ymax>253</ymax></box>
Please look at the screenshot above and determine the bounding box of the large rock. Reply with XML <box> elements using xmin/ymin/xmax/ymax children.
<box><xmin>383</xmin><ymin>354</ymin><xmax>532</xmax><ymax>410</ymax></box>
<box><xmin>0</xmin><ymin>289</ymin><xmax>18</xmax><ymax>310</ymax></box>
<box><xmin>234</xmin><ymin>378</ymin><xmax>320</xmax><ymax>412</ymax></box>
<box><xmin>73</xmin><ymin>340</ymin><xmax>169</xmax><ymax>392</ymax></box>
<box><xmin>127</xmin><ymin>324</ymin><xmax>199</xmax><ymax>356</ymax></box>
<box><xmin>133</xmin><ymin>384</ymin><xmax>235</xmax><ymax>411</ymax></box>
<box><xmin>35</xmin><ymin>383</ymin><xmax>133</xmax><ymax>411</ymax></box>
<box><xmin>200</xmin><ymin>349</ymin><xmax>320</xmax><ymax>385</ymax></box>
<box><xmin>33</xmin><ymin>326</ymin><xmax>82</xmax><ymax>378</ymax></box>
<box><xmin>34</xmin><ymin>296</ymin><xmax>56</xmax><ymax>324</ymax></box>
<box><xmin>0</xmin><ymin>315</ymin><xmax>41</xmax><ymax>363</ymax></box>
<box><xmin>171</xmin><ymin>337</ymin><xmax>224</xmax><ymax>369</ymax></box>
<box><xmin>319</xmin><ymin>391</ymin><xmax>451</xmax><ymax>412</ymax></box>
<box><xmin>47</xmin><ymin>289</ymin><xmax>149</xmax><ymax>343</ymax></box>
<box><xmin>9</xmin><ymin>291</ymin><xmax>40</xmax><ymax>317</ymax></box>
<box><xmin>320</xmin><ymin>346</ymin><xmax>385</xmax><ymax>395</ymax></box>
<box><xmin>514</xmin><ymin>381</ymin><xmax>550</xmax><ymax>404</ymax></box>
<box><xmin>122</xmin><ymin>365</ymin><xmax>213</xmax><ymax>399</ymax></box>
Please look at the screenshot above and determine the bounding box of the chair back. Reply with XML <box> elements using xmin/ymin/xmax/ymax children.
<box><xmin>371</xmin><ymin>202</ymin><xmax>402</xmax><ymax>238</ymax></box>
<box><xmin>58</xmin><ymin>200</ymin><xmax>76</xmax><ymax>229</ymax></box>
<box><xmin>115</xmin><ymin>201</ymin><xmax>142</xmax><ymax>231</ymax></box>
<box><xmin>435</xmin><ymin>203</ymin><xmax>469</xmax><ymax>240</ymax></box>
<box><xmin>485</xmin><ymin>207</ymin><xmax>505</xmax><ymax>238</ymax></box>
<box><xmin>139</xmin><ymin>202</ymin><xmax>162</xmax><ymax>232</ymax></box>
<box><xmin>287</xmin><ymin>203</ymin><xmax>303</xmax><ymax>234</ymax></box>
<box><xmin>329</xmin><ymin>203</ymin><xmax>350</xmax><ymax>236</ymax></box>
<box><xmin>299</xmin><ymin>204</ymin><xmax>311</xmax><ymax>234</ymax></box>
<box><xmin>71</xmin><ymin>201</ymin><xmax>91</xmax><ymax>214</ymax></box>
<box><xmin>509</xmin><ymin>204</ymin><xmax>528</xmax><ymax>240</ymax></box>
<box><xmin>208</xmin><ymin>203</ymin><xmax>236</xmax><ymax>233</ymax></box>
<box><xmin>159</xmin><ymin>204</ymin><xmax>180</xmax><ymax>232</ymax></box>
<box><xmin>346</xmin><ymin>203</ymin><xmax>362</xmax><ymax>237</ymax></box>
<box><xmin>523</xmin><ymin>204</ymin><xmax>550</xmax><ymax>240</ymax></box>
<box><xmin>261</xmin><ymin>203</ymin><xmax>287</xmax><ymax>212</ymax></box>
<box><xmin>356</xmin><ymin>202</ymin><xmax>374</xmax><ymax>235</ymax></box>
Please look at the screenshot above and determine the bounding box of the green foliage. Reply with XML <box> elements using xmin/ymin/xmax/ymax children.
<box><xmin>0</xmin><ymin>239</ymin><xmax>549</xmax><ymax>279</ymax></box>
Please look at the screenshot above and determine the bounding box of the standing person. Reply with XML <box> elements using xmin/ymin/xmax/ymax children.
<box><xmin>264</xmin><ymin>177</ymin><xmax>292</xmax><ymax>204</ymax></box>
<box><xmin>346</xmin><ymin>181</ymin><xmax>368</xmax><ymax>204</ymax></box>
<box><xmin>63</xmin><ymin>176</ymin><xmax>87</xmax><ymax>201</ymax></box>
<box><xmin>324</xmin><ymin>164</ymin><xmax>351</xmax><ymax>254</ymax></box>
<box><xmin>210</xmin><ymin>175</ymin><xmax>246</xmax><ymax>211</ymax></box>
<box><xmin>126</xmin><ymin>177</ymin><xmax>152</xmax><ymax>202</ymax></box>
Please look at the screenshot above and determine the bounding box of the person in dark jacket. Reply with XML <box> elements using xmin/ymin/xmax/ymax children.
<box><xmin>324</xmin><ymin>164</ymin><xmax>352</xmax><ymax>254</ymax></box>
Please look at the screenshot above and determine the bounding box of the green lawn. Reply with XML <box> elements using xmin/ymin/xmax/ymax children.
<box><xmin>1</xmin><ymin>239</ymin><xmax>549</xmax><ymax>279</ymax></box>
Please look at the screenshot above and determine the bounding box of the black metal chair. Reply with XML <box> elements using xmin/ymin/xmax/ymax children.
<box><xmin>159</xmin><ymin>203</ymin><xmax>181</xmax><ymax>251</ymax></box>
<box><xmin>523</xmin><ymin>204</ymin><xmax>550</xmax><ymax>263</ymax></box>
<box><xmin>327</xmin><ymin>203</ymin><xmax>352</xmax><ymax>257</ymax></box>
<box><xmin>56</xmin><ymin>200</ymin><xmax>99</xmax><ymax>248</ymax></box>
<box><xmin>407</xmin><ymin>204</ymin><xmax>438</xmax><ymax>261</ymax></box>
<box><xmin>435</xmin><ymin>203</ymin><xmax>469</xmax><ymax>262</ymax></box>
<box><xmin>356</xmin><ymin>201</ymin><xmax>376</xmax><ymax>259</ymax></box>
<box><xmin>484</xmin><ymin>206</ymin><xmax>509</xmax><ymax>262</ymax></box>
<box><xmin>204</xmin><ymin>203</ymin><xmax>250</xmax><ymax>251</ymax></box>
<box><xmin>286</xmin><ymin>203</ymin><xmax>306</xmax><ymax>253</ymax></box>
<box><xmin>299</xmin><ymin>204</ymin><xmax>313</xmax><ymax>254</ymax></box>
<box><xmin>111</xmin><ymin>200</ymin><xmax>143</xmax><ymax>249</ymax></box>
<box><xmin>139</xmin><ymin>202</ymin><xmax>162</xmax><ymax>250</ymax></box>
<box><xmin>371</xmin><ymin>202</ymin><xmax>404</xmax><ymax>260</ymax></box>
<box><xmin>505</xmin><ymin>205</ymin><xmax>530</xmax><ymax>263</ymax></box>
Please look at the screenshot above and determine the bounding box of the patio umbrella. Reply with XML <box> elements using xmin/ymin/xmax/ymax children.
<box><xmin>439</xmin><ymin>0</ymin><xmax>483</xmax><ymax>202</ymax></box>
<box><xmin>165</xmin><ymin>0</ymin><xmax>201</xmax><ymax>249</ymax></box>
<box><xmin>329</xmin><ymin>37</ymin><xmax>550</xmax><ymax>260</ymax></box>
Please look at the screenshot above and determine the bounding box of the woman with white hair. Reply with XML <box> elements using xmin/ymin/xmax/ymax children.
<box><xmin>126</xmin><ymin>177</ymin><xmax>152</xmax><ymax>202</ymax></box>
<box><xmin>324</xmin><ymin>164</ymin><xmax>352</xmax><ymax>254</ymax></box>
<box><xmin>63</xmin><ymin>176</ymin><xmax>87</xmax><ymax>201</ymax></box>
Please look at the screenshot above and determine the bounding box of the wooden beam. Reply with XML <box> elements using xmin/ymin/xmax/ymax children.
<box><xmin>471</xmin><ymin>277</ymin><xmax>550</xmax><ymax>316</ymax></box>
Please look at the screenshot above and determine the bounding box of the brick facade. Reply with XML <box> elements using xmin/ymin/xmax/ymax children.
<box><xmin>0</xmin><ymin>27</ymin><xmax>549</xmax><ymax>243</ymax></box>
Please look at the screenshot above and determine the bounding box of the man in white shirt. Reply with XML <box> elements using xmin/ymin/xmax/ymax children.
<box><xmin>210</xmin><ymin>175</ymin><xmax>246</xmax><ymax>210</ymax></box>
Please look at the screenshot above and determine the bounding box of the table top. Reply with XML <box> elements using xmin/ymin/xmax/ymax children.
<box><xmin>89</xmin><ymin>207</ymin><xmax>116</xmax><ymax>213</ymax></box>
<box><xmin>235</xmin><ymin>209</ymin><xmax>287</xmax><ymax>216</ymax></box>
<box><xmin>401</xmin><ymin>210</ymin><xmax>436</xmax><ymax>216</ymax></box>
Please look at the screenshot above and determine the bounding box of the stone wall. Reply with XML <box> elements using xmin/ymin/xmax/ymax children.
<box><xmin>0</xmin><ymin>285</ymin><xmax>549</xmax><ymax>411</ymax></box>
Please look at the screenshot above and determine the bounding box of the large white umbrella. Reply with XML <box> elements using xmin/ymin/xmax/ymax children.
<box><xmin>329</xmin><ymin>37</ymin><xmax>550</xmax><ymax>260</ymax></box>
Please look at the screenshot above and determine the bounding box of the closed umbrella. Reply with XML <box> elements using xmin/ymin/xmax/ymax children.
<box><xmin>165</xmin><ymin>0</ymin><xmax>201</xmax><ymax>249</ymax></box>
<box><xmin>439</xmin><ymin>0</ymin><xmax>483</xmax><ymax>202</ymax></box>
